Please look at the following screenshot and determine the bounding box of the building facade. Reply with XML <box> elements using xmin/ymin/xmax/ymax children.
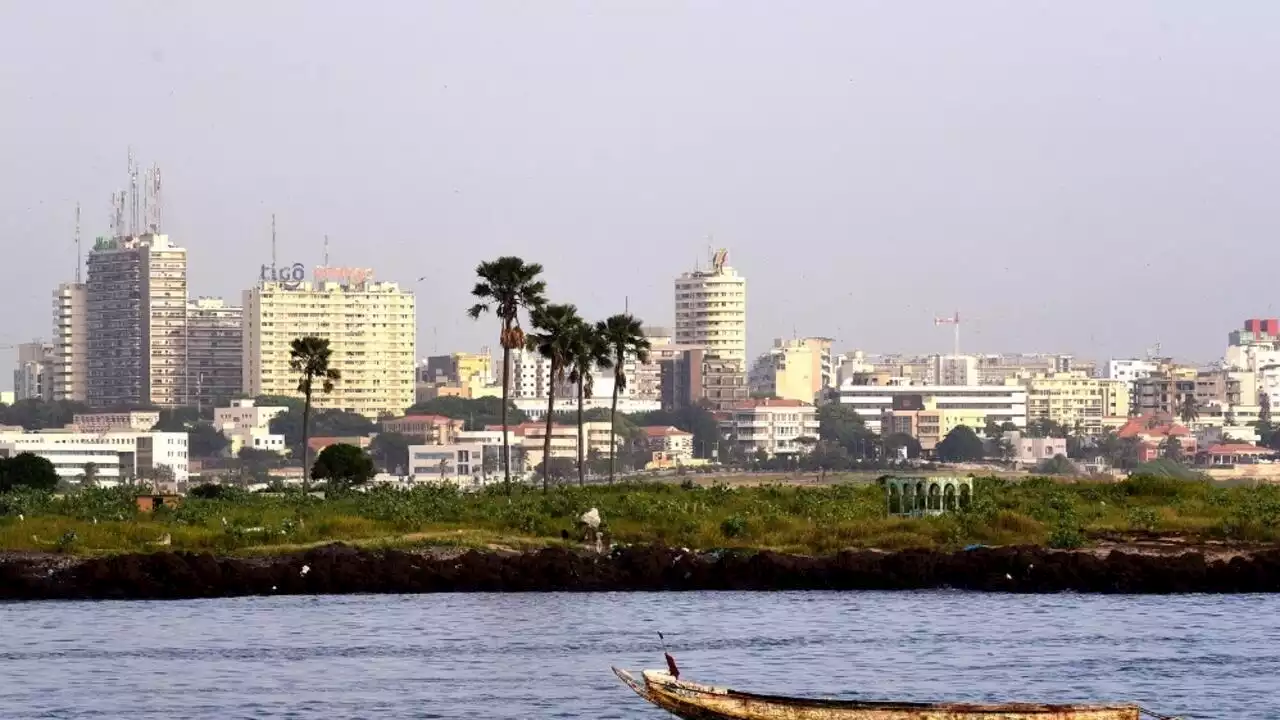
<box><xmin>187</xmin><ymin>297</ymin><xmax>243</xmax><ymax>410</ymax></box>
<box><xmin>86</xmin><ymin>233</ymin><xmax>188</xmax><ymax>408</ymax></box>
<box><xmin>1021</xmin><ymin>371</ymin><xmax>1130</xmax><ymax>434</ymax></box>
<box><xmin>71</xmin><ymin>411</ymin><xmax>161</xmax><ymax>433</ymax></box>
<box><xmin>380</xmin><ymin>414</ymin><xmax>466</xmax><ymax>444</ymax></box>
<box><xmin>51</xmin><ymin>282</ymin><xmax>88</xmax><ymax>402</ymax></box>
<box><xmin>13</xmin><ymin>342</ymin><xmax>53</xmax><ymax>401</ymax></box>
<box><xmin>674</xmin><ymin>249</ymin><xmax>747</xmax><ymax>366</ymax></box>
<box><xmin>659</xmin><ymin>348</ymin><xmax>749</xmax><ymax>411</ymax></box>
<box><xmin>0</xmin><ymin>429</ymin><xmax>189</xmax><ymax>485</ymax></box>
<box><xmin>720</xmin><ymin>398</ymin><xmax>820</xmax><ymax>457</ymax></box>
<box><xmin>837</xmin><ymin>383</ymin><xmax>1028</xmax><ymax>434</ymax></box>
<box><xmin>749</xmin><ymin>337</ymin><xmax>833</xmax><ymax>402</ymax></box>
<box><xmin>242</xmin><ymin>269</ymin><xmax>416</xmax><ymax>418</ymax></box>
<box><xmin>932</xmin><ymin>354</ymin><xmax>979</xmax><ymax>386</ymax></box>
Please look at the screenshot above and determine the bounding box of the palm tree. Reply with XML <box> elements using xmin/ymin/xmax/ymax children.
<box><xmin>289</xmin><ymin>336</ymin><xmax>341</xmax><ymax>486</ymax></box>
<box><xmin>568</xmin><ymin>322</ymin><xmax>612</xmax><ymax>486</ymax></box>
<box><xmin>466</xmin><ymin>257</ymin><xmax>547</xmax><ymax>490</ymax></box>
<box><xmin>1178</xmin><ymin>395</ymin><xmax>1200</xmax><ymax>425</ymax></box>
<box><xmin>597</xmin><ymin>314</ymin><xmax>650</xmax><ymax>482</ymax></box>
<box><xmin>526</xmin><ymin>303</ymin><xmax>583</xmax><ymax>491</ymax></box>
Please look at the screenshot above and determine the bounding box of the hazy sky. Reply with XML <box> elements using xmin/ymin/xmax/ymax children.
<box><xmin>3</xmin><ymin>1</ymin><xmax>1280</xmax><ymax>383</ymax></box>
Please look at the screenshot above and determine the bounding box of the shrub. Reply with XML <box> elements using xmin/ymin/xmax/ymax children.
<box><xmin>1126</xmin><ymin>506</ymin><xmax>1159</xmax><ymax>532</ymax></box>
<box><xmin>720</xmin><ymin>514</ymin><xmax>748</xmax><ymax>539</ymax></box>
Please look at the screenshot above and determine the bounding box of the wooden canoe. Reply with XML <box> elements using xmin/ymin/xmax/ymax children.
<box><xmin>612</xmin><ymin>668</ymin><xmax>1148</xmax><ymax>720</ymax></box>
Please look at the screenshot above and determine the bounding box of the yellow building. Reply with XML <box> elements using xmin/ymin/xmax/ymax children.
<box><xmin>674</xmin><ymin>249</ymin><xmax>747</xmax><ymax>365</ymax></box>
<box><xmin>1020</xmin><ymin>371</ymin><xmax>1130</xmax><ymax>434</ymax></box>
<box><xmin>455</xmin><ymin>352</ymin><xmax>492</xmax><ymax>387</ymax></box>
<box><xmin>881</xmin><ymin>403</ymin><xmax>1000</xmax><ymax>454</ymax></box>
<box><xmin>749</xmin><ymin>337</ymin><xmax>833</xmax><ymax>403</ymax></box>
<box><xmin>243</xmin><ymin>267</ymin><xmax>416</xmax><ymax>418</ymax></box>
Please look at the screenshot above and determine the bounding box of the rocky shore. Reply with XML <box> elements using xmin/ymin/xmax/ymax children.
<box><xmin>3</xmin><ymin>543</ymin><xmax>1280</xmax><ymax>601</ymax></box>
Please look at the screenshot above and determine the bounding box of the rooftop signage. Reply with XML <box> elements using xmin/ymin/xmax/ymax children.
<box><xmin>314</xmin><ymin>266</ymin><xmax>374</xmax><ymax>286</ymax></box>
<box><xmin>260</xmin><ymin>262</ymin><xmax>306</xmax><ymax>289</ymax></box>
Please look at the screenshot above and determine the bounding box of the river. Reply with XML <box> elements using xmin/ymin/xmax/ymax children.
<box><xmin>1</xmin><ymin>592</ymin><xmax>1274</xmax><ymax>718</ymax></box>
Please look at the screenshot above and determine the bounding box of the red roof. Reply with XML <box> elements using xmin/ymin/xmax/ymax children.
<box><xmin>642</xmin><ymin>425</ymin><xmax>692</xmax><ymax>437</ymax></box>
<box><xmin>1206</xmin><ymin>443</ymin><xmax>1271</xmax><ymax>455</ymax></box>
<box><xmin>386</xmin><ymin>414</ymin><xmax>457</xmax><ymax>425</ymax></box>
<box><xmin>1117</xmin><ymin>415</ymin><xmax>1191</xmax><ymax>439</ymax></box>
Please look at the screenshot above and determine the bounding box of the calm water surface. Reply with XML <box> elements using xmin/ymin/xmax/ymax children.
<box><xmin>1</xmin><ymin>592</ymin><xmax>1275</xmax><ymax>719</ymax></box>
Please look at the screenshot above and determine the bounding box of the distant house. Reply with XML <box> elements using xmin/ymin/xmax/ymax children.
<box><xmin>1201</xmin><ymin>443</ymin><xmax>1273</xmax><ymax>466</ymax></box>
<box><xmin>1117</xmin><ymin>413</ymin><xmax>1196</xmax><ymax>462</ymax></box>
<box><xmin>641</xmin><ymin>426</ymin><xmax>694</xmax><ymax>467</ymax></box>
<box><xmin>379</xmin><ymin>414</ymin><xmax>466</xmax><ymax>444</ymax></box>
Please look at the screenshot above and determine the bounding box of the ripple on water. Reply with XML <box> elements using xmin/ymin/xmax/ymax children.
<box><xmin>0</xmin><ymin>591</ymin><xmax>1276</xmax><ymax>719</ymax></box>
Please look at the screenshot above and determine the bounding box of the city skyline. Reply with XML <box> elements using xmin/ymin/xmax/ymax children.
<box><xmin>5</xmin><ymin>3</ymin><xmax>1280</xmax><ymax>375</ymax></box>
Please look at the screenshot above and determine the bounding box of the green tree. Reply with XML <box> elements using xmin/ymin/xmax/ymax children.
<box><xmin>1260</xmin><ymin>392</ymin><xmax>1273</xmax><ymax>426</ymax></box>
<box><xmin>81</xmin><ymin>461</ymin><xmax>98</xmax><ymax>487</ymax></box>
<box><xmin>1178</xmin><ymin>395</ymin><xmax>1200</xmax><ymax>425</ymax></box>
<box><xmin>466</xmin><ymin>256</ymin><xmax>547</xmax><ymax>490</ymax></box>
<box><xmin>0</xmin><ymin>453</ymin><xmax>59</xmax><ymax>492</ymax></box>
<box><xmin>188</xmin><ymin>422</ymin><xmax>230</xmax><ymax>458</ymax></box>
<box><xmin>237</xmin><ymin>446</ymin><xmax>281</xmax><ymax>483</ymax></box>
<box><xmin>289</xmin><ymin>336</ymin><xmax>342</xmax><ymax>485</ymax></box>
<box><xmin>311</xmin><ymin>443</ymin><xmax>376</xmax><ymax>488</ymax></box>
<box><xmin>567</xmin><ymin>321</ymin><xmax>612</xmax><ymax>485</ymax></box>
<box><xmin>883</xmin><ymin>432</ymin><xmax>921</xmax><ymax>460</ymax></box>
<box><xmin>369</xmin><ymin>432</ymin><xmax>414</xmax><ymax>475</ymax></box>
<box><xmin>152</xmin><ymin>406</ymin><xmax>204</xmax><ymax>432</ymax></box>
<box><xmin>405</xmin><ymin>396</ymin><xmax>528</xmax><ymax>429</ymax></box>
<box><xmin>1161</xmin><ymin>435</ymin><xmax>1183</xmax><ymax>462</ymax></box>
<box><xmin>597</xmin><ymin>313</ymin><xmax>651</xmax><ymax>483</ymax></box>
<box><xmin>630</xmin><ymin>406</ymin><xmax>721</xmax><ymax>459</ymax></box>
<box><xmin>526</xmin><ymin>303</ymin><xmax>583</xmax><ymax>491</ymax></box>
<box><xmin>935</xmin><ymin>425</ymin><xmax>985</xmax><ymax>462</ymax></box>
<box><xmin>1035</xmin><ymin>454</ymin><xmax>1078</xmax><ymax>475</ymax></box>
<box><xmin>816</xmin><ymin>404</ymin><xmax>875</xmax><ymax>455</ymax></box>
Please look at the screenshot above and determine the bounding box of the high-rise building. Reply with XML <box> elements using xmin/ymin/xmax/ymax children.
<box><xmin>930</xmin><ymin>354</ymin><xmax>979</xmax><ymax>386</ymax></box>
<box><xmin>51</xmin><ymin>283</ymin><xmax>88</xmax><ymax>402</ymax></box>
<box><xmin>242</xmin><ymin>267</ymin><xmax>416</xmax><ymax>418</ymax></box>
<box><xmin>749</xmin><ymin>337</ymin><xmax>833</xmax><ymax>402</ymax></box>
<box><xmin>187</xmin><ymin>297</ymin><xmax>243</xmax><ymax>411</ymax></box>
<box><xmin>1021</xmin><ymin>371</ymin><xmax>1130</xmax><ymax>435</ymax></box>
<box><xmin>86</xmin><ymin>233</ymin><xmax>188</xmax><ymax>408</ymax></box>
<box><xmin>13</xmin><ymin>342</ymin><xmax>53</xmax><ymax>401</ymax></box>
<box><xmin>674</xmin><ymin>249</ymin><xmax>747</xmax><ymax>366</ymax></box>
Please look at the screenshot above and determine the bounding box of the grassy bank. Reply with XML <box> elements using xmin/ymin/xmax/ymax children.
<box><xmin>2</xmin><ymin>476</ymin><xmax>1280</xmax><ymax>556</ymax></box>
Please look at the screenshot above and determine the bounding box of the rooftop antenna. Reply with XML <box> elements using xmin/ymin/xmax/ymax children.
<box><xmin>74</xmin><ymin>203</ymin><xmax>81</xmax><ymax>283</ymax></box>
<box><xmin>933</xmin><ymin>312</ymin><xmax>961</xmax><ymax>357</ymax></box>
<box><xmin>152</xmin><ymin>165</ymin><xmax>162</xmax><ymax>232</ymax></box>
<box><xmin>128</xmin><ymin>148</ymin><xmax>139</xmax><ymax>236</ymax></box>
<box><xmin>271</xmin><ymin>213</ymin><xmax>277</xmax><ymax>267</ymax></box>
<box><xmin>324</xmin><ymin>234</ymin><xmax>329</xmax><ymax>265</ymax></box>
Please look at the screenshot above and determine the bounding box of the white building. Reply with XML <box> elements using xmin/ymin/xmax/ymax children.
<box><xmin>513</xmin><ymin>396</ymin><xmax>660</xmax><ymax>421</ymax></box>
<box><xmin>51</xmin><ymin>282</ymin><xmax>88</xmax><ymax>402</ymax></box>
<box><xmin>408</xmin><ymin>443</ymin><xmax>492</xmax><ymax>487</ymax></box>
<box><xmin>837</xmin><ymin>383</ymin><xmax>1028</xmax><ymax>434</ymax></box>
<box><xmin>931</xmin><ymin>354</ymin><xmax>979</xmax><ymax>386</ymax></box>
<box><xmin>242</xmin><ymin>268</ymin><xmax>417</xmax><ymax>418</ymax></box>
<box><xmin>0</xmin><ymin>429</ymin><xmax>189</xmax><ymax>485</ymax></box>
<box><xmin>13</xmin><ymin>342</ymin><xmax>53</xmax><ymax>401</ymax></box>
<box><xmin>1107</xmin><ymin>359</ymin><xmax>1159</xmax><ymax>383</ymax></box>
<box><xmin>674</xmin><ymin>249</ymin><xmax>747</xmax><ymax>365</ymax></box>
<box><xmin>213</xmin><ymin>399</ymin><xmax>289</xmax><ymax>455</ymax></box>
<box><xmin>720</xmin><ymin>398</ymin><xmax>820</xmax><ymax>457</ymax></box>
<box><xmin>640</xmin><ymin>425</ymin><xmax>694</xmax><ymax>464</ymax></box>
<box><xmin>72</xmin><ymin>411</ymin><xmax>161</xmax><ymax>433</ymax></box>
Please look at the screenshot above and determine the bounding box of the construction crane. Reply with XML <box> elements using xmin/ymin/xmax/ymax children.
<box><xmin>934</xmin><ymin>312</ymin><xmax>961</xmax><ymax>357</ymax></box>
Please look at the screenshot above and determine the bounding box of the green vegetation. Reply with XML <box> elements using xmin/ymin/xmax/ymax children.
<box><xmin>4</xmin><ymin>475</ymin><xmax>1280</xmax><ymax>556</ymax></box>
<box><xmin>598</xmin><ymin>314</ymin><xmax>652</xmax><ymax>483</ymax></box>
<box><xmin>289</xmin><ymin>336</ymin><xmax>342</xmax><ymax>485</ymax></box>
<box><xmin>311</xmin><ymin>443</ymin><xmax>376</xmax><ymax>489</ymax></box>
<box><xmin>0</xmin><ymin>453</ymin><xmax>59</xmax><ymax>492</ymax></box>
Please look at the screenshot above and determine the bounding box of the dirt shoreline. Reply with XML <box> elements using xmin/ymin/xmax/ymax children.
<box><xmin>3</xmin><ymin>542</ymin><xmax>1280</xmax><ymax>601</ymax></box>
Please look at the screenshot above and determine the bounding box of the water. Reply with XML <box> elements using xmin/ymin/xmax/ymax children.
<box><xmin>1</xmin><ymin>592</ymin><xmax>1275</xmax><ymax>719</ymax></box>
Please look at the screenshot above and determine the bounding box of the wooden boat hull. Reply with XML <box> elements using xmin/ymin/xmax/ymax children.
<box><xmin>612</xmin><ymin>668</ymin><xmax>1142</xmax><ymax>720</ymax></box>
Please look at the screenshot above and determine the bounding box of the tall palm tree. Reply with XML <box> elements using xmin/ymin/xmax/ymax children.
<box><xmin>289</xmin><ymin>336</ymin><xmax>341</xmax><ymax>485</ymax></box>
<box><xmin>526</xmin><ymin>303</ymin><xmax>582</xmax><ymax>492</ymax></box>
<box><xmin>597</xmin><ymin>314</ymin><xmax>650</xmax><ymax>482</ymax></box>
<box><xmin>466</xmin><ymin>257</ymin><xmax>546</xmax><ymax>490</ymax></box>
<box><xmin>568</xmin><ymin>322</ymin><xmax>612</xmax><ymax>486</ymax></box>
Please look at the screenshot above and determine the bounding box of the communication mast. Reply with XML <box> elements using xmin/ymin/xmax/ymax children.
<box><xmin>271</xmin><ymin>213</ymin><xmax>277</xmax><ymax>267</ymax></box>
<box><xmin>74</xmin><ymin>203</ymin><xmax>81</xmax><ymax>283</ymax></box>
<box><xmin>151</xmin><ymin>165</ymin><xmax>162</xmax><ymax>232</ymax></box>
<box><xmin>934</xmin><ymin>312</ymin><xmax>961</xmax><ymax>357</ymax></box>
<box><xmin>324</xmin><ymin>234</ymin><xmax>330</xmax><ymax>266</ymax></box>
<box><xmin>128</xmin><ymin>148</ymin><xmax>139</xmax><ymax>236</ymax></box>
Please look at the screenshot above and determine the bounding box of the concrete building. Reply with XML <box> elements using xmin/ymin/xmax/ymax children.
<box><xmin>640</xmin><ymin>426</ymin><xmax>694</xmax><ymax>465</ymax></box>
<box><xmin>488</xmin><ymin>421</ymin><xmax>618</xmax><ymax>469</ymax></box>
<box><xmin>379</xmin><ymin>414</ymin><xmax>466</xmax><ymax>444</ymax></box>
<box><xmin>931</xmin><ymin>354</ymin><xmax>979</xmax><ymax>386</ymax></box>
<box><xmin>51</xmin><ymin>282</ymin><xmax>88</xmax><ymax>402</ymax></box>
<box><xmin>86</xmin><ymin>233</ymin><xmax>189</xmax><ymax>408</ymax></box>
<box><xmin>1133</xmin><ymin>367</ymin><xmax>1199</xmax><ymax>417</ymax></box>
<box><xmin>977</xmin><ymin>354</ymin><xmax>1092</xmax><ymax>386</ymax></box>
<box><xmin>720</xmin><ymin>398</ymin><xmax>820</xmax><ymax>458</ymax></box>
<box><xmin>13</xmin><ymin>342</ymin><xmax>53</xmax><ymax>401</ymax></box>
<box><xmin>674</xmin><ymin>249</ymin><xmax>747</xmax><ymax>366</ymax></box>
<box><xmin>659</xmin><ymin>348</ymin><xmax>749</xmax><ymax>412</ymax></box>
<box><xmin>749</xmin><ymin>337</ymin><xmax>833</xmax><ymax>403</ymax></box>
<box><xmin>1002</xmin><ymin>431</ymin><xmax>1069</xmax><ymax>467</ymax></box>
<box><xmin>1228</xmin><ymin>318</ymin><xmax>1280</xmax><ymax>348</ymax></box>
<box><xmin>837</xmin><ymin>382</ymin><xmax>1027</xmax><ymax>434</ymax></box>
<box><xmin>187</xmin><ymin>298</ymin><xmax>243</xmax><ymax>411</ymax></box>
<box><xmin>1021</xmin><ymin>371</ymin><xmax>1130</xmax><ymax>435</ymax></box>
<box><xmin>72</xmin><ymin>411</ymin><xmax>161</xmax><ymax>433</ymax></box>
<box><xmin>1107</xmin><ymin>359</ymin><xmax>1160</xmax><ymax>384</ymax></box>
<box><xmin>213</xmin><ymin>399</ymin><xmax>288</xmax><ymax>456</ymax></box>
<box><xmin>242</xmin><ymin>267</ymin><xmax>416</xmax><ymax>418</ymax></box>
<box><xmin>0</xmin><ymin>428</ymin><xmax>189</xmax><ymax>486</ymax></box>
<box><xmin>421</xmin><ymin>351</ymin><xmax>493</xmax><ymax>387</ymax></box>
<box><xmin>407</xmin><ymin>443</ymin><xmax>497</xmax><ymax>486</ymax></box>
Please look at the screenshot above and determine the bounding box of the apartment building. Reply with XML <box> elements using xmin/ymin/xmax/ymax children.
<box><xmin>187</xmin><ymin>297</ymin><xmax>243</xmax><ymax>410</ymax></box>
<box><xmin>407</xmin><ymin>443</ymin><xmax>497</xmax><ymax>485</ymax></box>
<box><xmin>837</xmin><ymin>383</ymin><xmax>1027</xmax><ymax>434</ymax></box>
<box><xmin>749</xmin><ymin>337</ymin><xmax>833</xmax><ymax>402</ymax></box>
<box><xmin>881</xmin><ymin>393</ymin><xmax>1031</xmax><ymax>455</ymax></box>
<box><xmin>380</xmin><ymin>414</ymin><xmax>466</xmax><ymax>444</ymax></box>
<box><xmin>1228</xmin><ymin>318</ymin><xmax>1280</xmax><ymax>347</ymax></box>
<box><xmin>0</xmin><ymin>428</ymin><xmax>189</xmax><ymax>485</ymax></box>
<box><xmin>1021</xmin><ymin>371</ymin><xmax>1130</xmax><ymax>434</ymax></box>
<box><xmin>1107</xmin><ymin>358</ymin><xmax>1159</xmax><ymax>384</ymax></box>
<box><xmin>86</xmin><ymin>233</ymin><xmax>188</xmax><ymax>408</ymax></box>
<box><xmin>640</xmin><ymin>426</ymin><xmax>695</xmax><ymax>464</ymax></box>
<box><xmin>13</xmin><ymin>342</ymin><xmax>53</xmax><ymax>401</ymax></box>
<box><xmin>977</xmin><ymin>354</ymin><xmax>1092</xmax><ymax>385</ymax></box>
<box><xmin>488</xmin><ymin>421</ymin><xmax>617</xmax><ymax>469</ymax></box>
<box><xmin>1132</xmin><ymin>367</ymin><xmax>1199</xmax><ymax>417</ymax></box>
<box><xmin>72</xmin><ymin>411</ymin><xmax>161</xmax><ymax>433</ymax></box>
<box><xmin>242</xmin><ymin>269</ymin><xmax>416</xmax><ymax>418</ymax></box>
<box><xmin>674</xmin><ymin>249</ymin><xmax>747</xmax><ymax>365</ymax></box>
<box><xmin>421</xmin><ymin>351</ymin><xmax>493</xmax><ymax>387</ymax></box>
<box><xmin>932</xmin><ymin>354</ymin><xmax>979</xmax><ymax>386</ymax></box>
<box><xmin>51</xmin><ymin>282</ymin><xmax>88</xmax><ymax>402</ymax></box>
<box><xmin>720</xmin><ymin>398</ymin><xmax>819</xmax><ymax>457</ymax></box>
